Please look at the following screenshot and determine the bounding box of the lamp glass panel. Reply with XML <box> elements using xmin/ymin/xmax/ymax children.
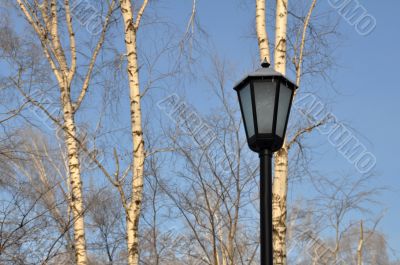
<box><xmin>254</xmin><ymin>81</ymin><xmax>276</xmax><ymax>134</ymax></box>
<box><xmin>239</xmin><ymin>84</ymin><xmax>255</xmax><ymax>138</ymax></box>
<box><xmin>276</xmin><ymin>83</ymin><xmax>293</xmax><ymax>138</ymax></box>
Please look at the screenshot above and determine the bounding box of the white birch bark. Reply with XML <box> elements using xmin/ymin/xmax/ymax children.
<box><xmin>272</xmin><ymin>147</ymin><xmax>288</xmax><ymax>265</ymax></box>
<box><xmin>119</xmin><ymin>1</ymin><xmax>148</xmax><ymax>264</ymax></box>
<box><xmin>272</xmin><ymin>0</ymin><xmax>289</xmax><ymax>264</ymax></box>
<box><xmin>270</xmin><ymin>1</ymin><xmax>317</xmax><ymax>264</ymax></box>
<box><xmin>256</xmin><ymin>0</ymin><xmax>271</xmax><ymax>62</ymax></box>
<box><xmin>273</xmin><ymin>0</ymin><xmax>288</xmax><ymax>75</ymax></box>
<box><xmin>62</xmin><ymin>87</ymin><xmax>88</xmax><ymax>265</ymax></box>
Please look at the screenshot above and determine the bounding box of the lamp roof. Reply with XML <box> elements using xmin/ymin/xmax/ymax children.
<box><xmin>233</xmin><ymin>67</ymin><xmax>298</xmax><ymax>91</ymax></box>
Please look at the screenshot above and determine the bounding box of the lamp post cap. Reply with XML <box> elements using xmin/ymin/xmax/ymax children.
<box><xmin>261</xmin><ymin>58</ymin><xmax>270</xmax><ymax>68</ymax></box>
<box><xmin>233</xmin><ymin>66</ymin><xmax>298</xmax><ymax>91</ymax></box>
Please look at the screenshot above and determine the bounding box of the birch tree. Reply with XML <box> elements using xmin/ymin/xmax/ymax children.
<box><xmin>13</xmin><ymin>1</ymin><xmax>116</xmax><ymax>263</ymax></box>
<box><xmin>117</xmin><ymin>1</ymin><xmax>148</xmax><ymax>264</ymax></box>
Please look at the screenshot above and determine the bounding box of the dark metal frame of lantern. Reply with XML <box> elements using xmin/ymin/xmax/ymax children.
<box><xmin>233</xmin><ymin>62</ymin><xmax>297</xmax><ymax>265</ymax></box>
<box><xmin>233</xmin><ymin>63</ymin><xmax>297</xmax><ymax>153</ymax></box>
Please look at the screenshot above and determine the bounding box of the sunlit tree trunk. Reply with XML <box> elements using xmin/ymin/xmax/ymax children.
<box><xmin>256</xmin><ymin>0</ymin><xmax>271</xmax><ymax>62</ymax></box>
<box><xmin>357</xmin><ymin>220</ymin><xmax>364</xmax><ymax>265</ymax></box>
<box><xmin>273</xmin><ymin>0</ymin><xmax>288</xmax><ymax>74</ymax></box>
<box><xmin>272</xmin><ymin>147</ymin><xmax>288</xmax><ymax>265</ymax></box>
<box><xmin>272</xmin><ymin>0</ymin><xmax>289</xmax><ymax>264</ymax></box>
<box><xmin>119</xmin><ymin>1</ymin><xmax>148</xmax><ymax>264</ymax></box>
<box><xmin>62</xmin><ymin>85</ymin><xmax>88</xmax><ymax>264</ymax></box>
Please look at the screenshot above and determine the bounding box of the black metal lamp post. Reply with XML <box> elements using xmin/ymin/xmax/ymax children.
<box><xmin>233</xmin><ymin>61</ymin><xmax>297</xmax><ymax>265</ymax></box>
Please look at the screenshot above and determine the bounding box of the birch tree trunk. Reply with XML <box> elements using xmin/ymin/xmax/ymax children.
<box><xmin>272</xmin><ymin>147</ymin><xmax>288</xmax><ymax>265</ymax></box>
<box><xmin>273</xmin><ymin>0</ymin><xmax>288</xmax><ymax>75</ymax></box>
<box><xmin>272</xmin><ymin>1</ymin><xmax>289</xmax><ymax>264</ymax></box>
<box><xmin>119</xmin><ymin>1</ymin><xmax>148</xmax><ymax>264</ymax></box>
<box><xmin>256</xmin><ymin>0</ymin><xmax>271</xmax><ymax>62</ymax></box>
<box><xmin>62</xmin><ymin>86</ymin><xmax>88</xmax><ymax>265</ymax></box>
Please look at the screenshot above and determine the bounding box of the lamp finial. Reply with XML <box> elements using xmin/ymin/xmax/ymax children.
<box><xmin>261</xmin><ymin>58</ymin><xmax>270</xmax><ymax>68</ymax></box>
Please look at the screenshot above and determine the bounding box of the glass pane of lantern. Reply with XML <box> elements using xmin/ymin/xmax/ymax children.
<box><xmin>254</xmin><ymin>81</ymin><xmax>276</xmax><ymax>134</ymax></box>
<box><xmin>239</xmin><ymin>84</ymin><xmax>255</xmax><ymax>138</ymax></box>
<box><xmin>276</xmin><ymin>83</ymin><xmax>293</xmax><ymax>138</ymax></box>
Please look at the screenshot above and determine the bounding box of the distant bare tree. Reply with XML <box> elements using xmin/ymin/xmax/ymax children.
<box><xmin>0</xmin><ymin>133</ymin><xmax>74</xmax><ymax>264</ymax></box>
<box><xmin>285</xmin><ymin>171</ymin><xmax>385</xmax><ymax>265</ymax></box>
<box><xmin>138</xmin><ymin>152</ymin><xmax>187</xmax><ymax>265</ymax></box>
<box><xmin>158</xmin><ymin>57</ymin><xmax>260</xmax><ymax>265</ymax></box>
<box><xmin>86</xmin><ymin>188</ymin><xmax>125</xmax><ymax>264</ymax></box>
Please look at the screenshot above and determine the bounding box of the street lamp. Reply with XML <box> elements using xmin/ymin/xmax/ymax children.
<box><xmin>233</xmin><ymin>61</ymin><xmax>297</xmax><ymax>265</ymax></box>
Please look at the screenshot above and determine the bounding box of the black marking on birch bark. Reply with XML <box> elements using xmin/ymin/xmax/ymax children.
<box><xmin>132</xmin><ymin>130</ymin><xmax>143</xmax><ymax>136</ymax></box>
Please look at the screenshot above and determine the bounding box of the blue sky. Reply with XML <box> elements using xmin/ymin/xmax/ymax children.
<box><xmin>324</xmin><ymin>0</ymin><xmax>400</xmax><ymax>256</ymax></box>
<box><xmin>308</xmin><ymin>0</ymin><xmax>400</xmax><ymax>256</ymax></box>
